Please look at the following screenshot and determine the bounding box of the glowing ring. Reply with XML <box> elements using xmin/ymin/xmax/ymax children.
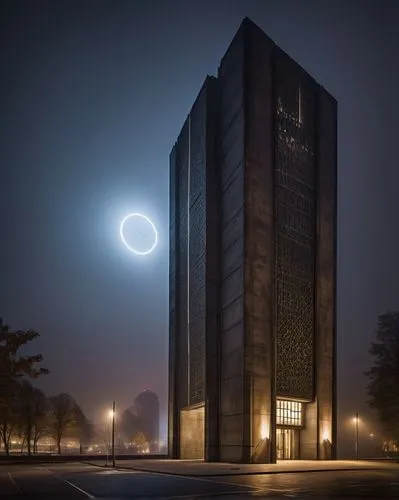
<box><xmin>120</xmin><ymin>213</ymin><xmax>158</xmax><ymax>255</ymax></box>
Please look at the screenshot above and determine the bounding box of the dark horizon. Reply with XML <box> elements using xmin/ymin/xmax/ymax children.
<box><xmin>1</xmin><ymin>0</ymin><xmax>398</xmax><ymax>457</ymax></box>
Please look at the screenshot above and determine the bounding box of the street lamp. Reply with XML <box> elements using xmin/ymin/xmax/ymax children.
<box><xmin>108</xmin><ymin>402</ymin><xmax>116</xmax><ymax>468</ymax></box>
<box><xmin>353</xmin><ymin>413</ymin><xmax>359</xmax><ymax>460</ymax></box>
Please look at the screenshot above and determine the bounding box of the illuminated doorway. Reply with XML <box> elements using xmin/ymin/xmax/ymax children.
<box><xmin>276</xmin><ymin>428</ymin><xmax>299</xmax><ymax>459</ymax></box>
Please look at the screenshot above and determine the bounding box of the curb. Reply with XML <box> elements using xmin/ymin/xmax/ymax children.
<box><xmin>83</xmin><ymin>462</ymin><xmax>381</xmax><ymax>478</ymax></box>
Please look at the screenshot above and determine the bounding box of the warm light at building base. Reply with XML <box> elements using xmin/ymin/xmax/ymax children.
<box><xmin>260</xmin><ymin>421</ymin><xmax>269</xmax><ymax>440</ymax></box>
<box><xmin>322</xmin><ymin>430</ymin><xmax>330</xmax><ymax>442</ymax></box>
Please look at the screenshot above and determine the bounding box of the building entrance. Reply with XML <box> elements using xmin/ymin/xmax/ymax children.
<box><xmin>276</xmin><ymin>428</ymin><xmax>299</xmax><ymax>459</ymax></box>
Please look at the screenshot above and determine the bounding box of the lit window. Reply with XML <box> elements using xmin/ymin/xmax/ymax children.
<box><xmin>276</xmin><ymin>399</ymin><xmax>303</xmax><ymax>426</ymax></box>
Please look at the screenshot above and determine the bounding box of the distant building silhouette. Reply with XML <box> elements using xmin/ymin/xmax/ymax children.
<box><xmin>131</xmin><ymin>390</ymin><xmax>160</xmax><ymax>451</ymax></box>
<box><xmin>120</xmin><ymin>409</ymin><xmax>140</xmax><ymax>442</ymax></box>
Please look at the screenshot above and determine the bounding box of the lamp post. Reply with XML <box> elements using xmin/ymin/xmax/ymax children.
<box><xmin>353</xmin><ymin>412</ymin><xmax>359</xmax><ymax>460</ymax></box>
<box><xmin>111</xmin><ymin>401</ymin><xmax>115</xmax><ymax>467</ymax></box>
<box><xmin>108</xmin><ymin>403</ymin><xmax>116</xmax><ymax>468</ymax></box>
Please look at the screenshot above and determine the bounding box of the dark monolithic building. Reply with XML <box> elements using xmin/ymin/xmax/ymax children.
<box><xmin>169</xmin><ymin>18</ymin><xmax>337</xmax><ymax>463</ymax></box>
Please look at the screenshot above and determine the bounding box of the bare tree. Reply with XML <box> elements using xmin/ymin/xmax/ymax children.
<box><xmin>72</xmin><ymin>404</ymin><xmax>94</xmax><ymax>453</ymax></box>
<box><xmin>365</xmin><ymin>311</ymin><xmax>399</xmax><ymax>445</ymax></box>
<box><xmin>95</xmin><ymin>422</ymin><xmax>111</xmax><ymax>456</ymax></box>
<box><xmin>0</xmin><ymin>379</ymin><xmax>20</xmax><ymax>455</ymax></box>
<box><xmin>49</xmin><ymin>393</ymin><xmax>76</xmax><ymax>454</ymax></box>
<box><xmin>18</xmin><ymin>381</ymin><xmax>49</xmax><ymax>455</ymax></box>
<box><xmin>33</xmin><ymin>413</ymin><xmax>50</xmax><ymax>454</ymax></box>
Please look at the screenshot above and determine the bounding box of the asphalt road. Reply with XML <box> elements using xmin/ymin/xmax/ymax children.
<box><xmin>1</xmin><ymin>462</ymin><xmax>399</xmax><ymax>499</ymax></box>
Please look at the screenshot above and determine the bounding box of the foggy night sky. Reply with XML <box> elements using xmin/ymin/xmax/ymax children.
<box><xmin>1</xmin><ymin>0</ymin><xmax>398</xmax><ymax>454</ymax></box>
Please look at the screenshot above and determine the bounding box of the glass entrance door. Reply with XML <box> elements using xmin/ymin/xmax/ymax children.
<box><xmin>276</xmin><ymin>428</ymin><xmax>299</xmax><ymax>459</ymax></box>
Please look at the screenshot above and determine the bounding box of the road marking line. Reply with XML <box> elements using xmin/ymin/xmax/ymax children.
<box><xmin>113</xmin><ymin>466</ymin><xmax>259</xmax><ymax>491</ymax></box>
<box><xmin>59</xmin><ymin>477</ymin><xmax>96</xmax><ymax>499</ymax></box>
<box><xmin>46</xmin><ymin>469</ymin><xmax>95</xmax><ymax>499</ymax></box>
<box><xmin>160</xmin><ymin>490</ymin><xmax>260</xmax><ymax>499</ymax></box>
<box><xmin>8</xmin><ymin>472</ymin><xmax>23</xmax><ymax>494</ymax></box>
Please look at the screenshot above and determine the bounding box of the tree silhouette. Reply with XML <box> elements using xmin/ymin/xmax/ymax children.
<box><xmin>0</xmin><ymin>319</ymin><xmax>49</xmax><ymax>385</ymax></box>
<box><xmin>72</xmin><ymin>404</ymin><xmax>94</xmax><ymax>453</ymax></box>
<box><xmin>95</xmin><ymin>421</ymin><xmax>111</xmax><ymax>455</ymax></box>
<box><xmin>0</xmin><ymin>379</ymin><xmax>19</xmax><ymax>455</ymax></box>
<box><xmin>365</xmin><ymin>311</ymin><xmax>399</xmax><ymax>443</ymax></box>
<box><xmin>32</xmin><ymin>409</ymin><xmax>50</xmax><ymax>454</ymax></box>
<box><xmin>49</xmin><ymin>393</ymin><xmax>77</xmax><ymax>454</ymax></box>
<box><xmin>132</xmin><ymin>431</ymin><xmax>148</xmax><ymax>451</ymax></box>
<box><xmin>0</xmin><ymin>319</ymin><xmax>48</xmax><ymax>455</ymax></box>
<box><xmin>18</xmin><ymin>381</ymin><xmax>49</xmax><ymax>455</ymax></box>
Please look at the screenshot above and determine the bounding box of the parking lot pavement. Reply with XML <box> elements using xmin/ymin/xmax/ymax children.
<box><xmin>214</xmin><ymin>467</ymin><xmax>399</xmax><ymax>497</ymax></box>
<box><xmin>1</xmin><ymin>462</ymin><xmax>399</xmax><ymax>498</ymax></box>
<box><xmin>0</xmin><ymin>463</ymin><xmax>258</xmax><ymax>499</ymax></box>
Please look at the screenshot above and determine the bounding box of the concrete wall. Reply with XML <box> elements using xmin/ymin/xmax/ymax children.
<box><xmin>168</xmin><ymin>144</ymin><xmax>179</xmax><ymax>458</ymax></box>
<box><xmin>168</xmin><ymin>117</ymin><xmax>190</xmax><ymax>457</ymax></box>
<box><xmin>300</xmin><ymin>400</ymin><xmax>318</xmax><ymax>459</ymax></box>
<box><xmin>204</xmin><ymin>78</ymin><xmax>220</xmax><ymax>462</ymax></box>
<box><xmin>169</xmin><ymin>79</ymin><xmax>219</xmax><ymax>459</ymax></box>
<box><xmin>243</xmin><ymin>22</ymin><xmax>276</xmax><ymax>464</ymax></box>
<box><xmin>315</xmin><ymin>87</ymin><xmax>337</xmax><ymax>459</ymax></box>
<box><xmin>217</xmin><ymin>25</ymin><xmax>246</xmax><ymax>463</ymax></box>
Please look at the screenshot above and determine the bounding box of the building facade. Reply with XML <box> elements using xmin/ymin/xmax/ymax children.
<box><xmin>169</xmin><ymin>18</ymin><xmax>337</xmax><ymax>463</ymax></box>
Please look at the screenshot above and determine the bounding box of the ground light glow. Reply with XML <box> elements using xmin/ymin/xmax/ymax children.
<box><xmin>120</xmin><ymin>213</ymin><xmax>158</xmax><ymax>255</ymax></box>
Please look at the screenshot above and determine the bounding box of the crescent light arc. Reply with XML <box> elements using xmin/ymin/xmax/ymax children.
<box><xmin>120</xmin><ymin>213</ymin><xmax>158</xmax><ymax>256</ymax></box>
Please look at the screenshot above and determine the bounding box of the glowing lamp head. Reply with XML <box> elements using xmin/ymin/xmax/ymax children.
<box><xmin>120</xmin><ymin>213</ymin><xmax>158</xmax><ymax>256</ymax></box>
<box><xmin>108</xmin><ymin>410</ymin><xmax>115</xmax><ymax>419</ymax></box>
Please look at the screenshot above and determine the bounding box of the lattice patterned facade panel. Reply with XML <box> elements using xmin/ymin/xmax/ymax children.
<box><xmin>188</xmin><ymin>99</ymin><xmax>207</xmax><ymax>406</ymax></box>
<box><xmin>275</xmin><ymin>55</ymin><xmax>316</xmax><ymax>401</ymax></box>
<box><xmin>168</xmin><ymin>145</ymin><xmax>178</xmax><ymax>456</ymax></box>
<box><xmin>169</xmin><ymin>146</ymin><xmax>177</xmax><ymax>361</ymax></box>
<box><xmin>188</xmin><ymin>196</ymin><xmax>206</xmax><ymax>405</ymax></box>
<box><xmin>177</xmin><ymin>121</ymin><xmax>189</xmax><ymax>409</ymax></box>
